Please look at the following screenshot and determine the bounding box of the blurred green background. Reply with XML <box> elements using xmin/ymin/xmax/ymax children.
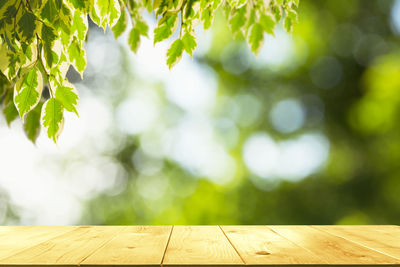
<box><xmin>0</xmin><ymin>0</ymin><xmax>400</xmax><ymax>225</ymax></box>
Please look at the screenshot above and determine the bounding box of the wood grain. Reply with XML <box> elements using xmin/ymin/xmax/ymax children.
<box><xmin>221</xmin><ymin>225</ymin><xmax>327</xmax><ymax>265</ymax></box>
<box><xmin>269</xmin><ymin>225</ymin><xmax>400</xmax><ymax>265</ymax></box>
<box><xmin>162</xmin><ymin>226</ymin><xmax>244</xmax><ymax>267</ymax></box>
<box><xmin>81</xmin><ymin>225</ymin><xmax>172</xmax><ymax>266</ymax></box>
<box><xmin>313</xmin><ymin>225</ymin><xmax>400</xmax><ymax>260</ymax></box>
<box><xmin>0</xmin><ymin>226</ymin><xmax>123</xmax><ymax>266</ymax></box>
<box><xmin>0</xmin><ymin>225</ymin><xmax>399</xmax><ymax>266</ymax></box>
<box><xmin>0</xmin><ymin>226</ymin><xmax>76</xmax><ymax>261</ymax></box>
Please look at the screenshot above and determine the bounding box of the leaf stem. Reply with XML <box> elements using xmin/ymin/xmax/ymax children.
<box><xmin>36</xmin><ymin>34</ymin><xmax>53</xmax><ymax>98</ymax></box>
<box><xmin>179</xmin><ymin>4</ymin><xmax>185</xmax><ymax>38</ymax></box>
<box><xmin>24</xmin><ymin>0</ymin><xmax>33</xmax><ymax>12</ymax></box>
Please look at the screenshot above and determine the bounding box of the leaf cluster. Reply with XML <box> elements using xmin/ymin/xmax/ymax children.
<box><xmin>0</xmin><ymin>0</ymin><xmax>298</xmax><ymax>142</ymax></box>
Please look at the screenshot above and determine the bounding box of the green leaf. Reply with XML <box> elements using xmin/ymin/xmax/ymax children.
<box><xmin>0</xmin><ymin>44</ymin><xmax>11</xmax><ymax>75</ymax></box>
<box><xmin>248</xmin><ymin>23</ymin><xmax>264</xmax><ymax>55</ymax></box>
<box><xmin>2</xmin><ymin>5</ymin><xmax>17</xmax><ymax>25</ymax></box>
<box><xmin>228</xmin><ymin>6</ymin><xmax>247</xmax><ymax>37</ymax></box>
<box><xmin>0</xmin><ymin>47</ymin><xmax>19</xmax><ymax>79</ymax></box>
<box><xmin>68</xmin><ymin>38</ymin><xmax>86</xmax><ymax>77</ymax></box>
<box><xmin>41</xmin><ymin>23</ymin><xmax>59</xmax><ymax>68</ymax></box>
<box><xmin>24</xmin><ymin>101</ymin><xmax>43</xmax><ymax>143</ymax></box>
<box><xmin>96</xmin><ymin>0</ymin><xmax>110</xmax><ymax>19</ymax></box>
<box><xmin>154</xmin><ymin>14</ymin><xmax>178</xmax><ymax>45</ymax></box>
<box><xmin>17</xmin><ymin>12</ymin><xmax>37</xmax><ymax>41</ymax></box>
<box><xmin>95</xmin><ymin>0</ymin><xmax>121</xmax><ymax>29</ymax></box>
<box><xmin>72</xmin><ymin>11</ymin><xmax>88</xmax><ymax>42</ymax></box>
<box><xmin>154</xmin><ymin>0</ymin><xmax>169</xmax><ymax>16</ymax></box>
<box><xmin>40</xmin><ymin>0</ymin><xmax>58</xmax><ymax>24</ymax></box>
<box><xmin>244</xmin><ymin>6</ymin><xmax>255</xmax><ymax>34</ymax></box>
<box><xmin>14</xmin><ymin>66</ymin><xmax>43</xmax><ymax>121</ymax></box>
<box><xmin>166</xmin><ymin>38</ymin><xmax>184</xmax><ymax>69</ymax></box>
<box><xmin>259</xmin><ymin>14</ymin><xmax>275</xmax><ymax>35</ymax></box>
<box><xmin>212</xmin><ymin>0</ymin><xmax>223</xmax><ymax>10</ymax></box>
<box><xmin>200</xmin><ymin>0</ymin><xmax>208</xmax><ymax>9</ymax></box>
<box><xmin>41</xmin><ymin>97</ymin><xmax>64</xmax><ymax>143</ymax></box>
<box><xmin>55</xmin><ymin>80</ymin><xmax>79</xmax><ymax>115</ymax></box>
<box><xmin>43</xmin><ymin>45</ymin><xmax>59</xmax><ymax>69</ymax></box>
<box><xmin>145</xmin><ymin>0</ymin><xmax>153</xmax><ymax>13</ymax></box>
<box><xmin>58</xmin><ymin>18</ymin><xmax>73</xmax><ymax>46</ymax></box>
<box><xmin>2</xmin><ymin>89</ymin><xmax>19</xmax><ymax>126</ymax></box>
<box><xmin>41</xmin><ymin>23</ymin><xmax>58</xmax><ymax>45</ymax></box>
<box><xmin>0</xmin><ymin>72</ymin><xmax>7</xmax><ymax>96</ymax></box>
<box><xmin>136</xmin><ymin>17</ymin><xmax>149</xmax><ymax>37</ymax></box>
<box><xmin>284</xmin><ymin>9</ymin><xmax>298</xmax><ymax>32</ymax></box>
<box><xmin>108</xmin><ymin>0</ymin><xmax>121</xmax><ymax>27</ymax></box>
<box><xmin>67</xmin><ymin>0</ymin><xmax>89</xmax><ymax>11</ymax></box>
<box><xmin>0</xmin><ymin>0</ymin><xmax>16</xmax><ymax>18</ymax></box>
<box><xmin>60</xmin><ymin>2</ymin><xmax>73</xmax><ymax>23</ymax></box>
<box><xmin>272</xmin><ymin>5</ymin><xmax>282</xmax><ymax>22</ymax></box>
<box><xmin>128</xmin><ymin>28</ymin><xmax>141</xmax><ymax>53</ymax></box>
<box><xmin>112</xmin><ymin>7</ymin><xmax>128</xmax><ymax>39</ymax></box>
<box><xmin>227</xmin><ymin>0</ymin><xmax>246</xmax><ymax>8</ymax></box>
<box><xmin>89</xmin><ymin>5</ymin><xmax>102</xmax><ymax>26</ymax></box>
<box><xmin>182</xmin><ymin>32</ymin><xmax>196</xmax><ymax>57</ymax></box>
<box><xmin>201</xmin><ymin>8</ymin><xmax>213</xmax><ymax>30</ymax></box>
<box><xmin>2</xmin><ymin>31</ymin><xmax>18</xmax><ymax>53</ymax></box>
<box><xmin>21</xmin><ymin>43</ymin><xmax>33</xmax><ymax>62</ymax></box>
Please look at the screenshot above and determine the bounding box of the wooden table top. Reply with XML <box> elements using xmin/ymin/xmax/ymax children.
<box><xmin>0</xmin><ymin>225</ymin><xmax>399</xmax><ymax>266</ymax></box>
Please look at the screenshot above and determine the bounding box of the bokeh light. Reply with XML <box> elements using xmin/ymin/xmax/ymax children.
<box><xmin>270</xmin><ymin>99</ymin><xmax>305</xmax><ymax>133</ymax></box>
<box><xmin>1</xmin><ymin>0</ymin><xmax>400</xmax><ymax>226</ymax></box>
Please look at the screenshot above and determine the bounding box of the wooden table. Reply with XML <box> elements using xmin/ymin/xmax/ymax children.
<box><xmin>0</xmin><ymin>226</ymin><xmax>399</xmax><ymax>266</ymax></box>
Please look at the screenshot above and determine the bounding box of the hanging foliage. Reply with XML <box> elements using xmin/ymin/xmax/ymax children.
<box><xmin>0</xmin><ymin>0</ymin><xmax>299</xmax><ymax>143</ymax></box>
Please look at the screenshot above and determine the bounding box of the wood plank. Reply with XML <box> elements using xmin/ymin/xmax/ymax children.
<box><xmin>269</xmin><ymin>225</ymin><xmax>400</xmax><ymax>265</ymax></box>
<box><xmin>313</xmin><ymin>226</ymin><xmax>400</xmax><ymax>260</ymax></box>
<box><xmin>163</xmin><ymin>226</ymin><xmax>244</xmax><ymax>267</ymax></box>
<box><xmin>0</xmin><ymin>226</ymin><xmax>124</xmax><ymax>266</ymax></box>
<box><xmin>0</xmin><ymin>226</ymin><xmax>31</xmax><ymax>237</ymax></box>
<box><xmin>81</xmin><ymin>225</ymin><xmax>172</xmax><ymax>266</ymax></box>
<box><xmin>0</xmin><ymin>226</ymin><xmax>77</xmax><ymax>261</ymax></box>
<box><xmin>0</xmin><ymin>225</ymin><xmax>399</xmax><ymax>266</ymax></box>
<box><xmin>348</xmin><ymin>225</ymin><xmax>400</xmax><ymax>233</ymax></box>
<box><xmin>221</xmin><ymin>225</ymin><xmax>327</xmax><ymax>265</ymax></box>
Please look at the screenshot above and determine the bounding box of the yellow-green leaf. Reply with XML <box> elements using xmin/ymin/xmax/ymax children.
<box><xmin>166</xmin><ymin>38</ymin><xmax>184</xmax><ymax>69</ymax></box>
<box><xmin>24</xmin><ymin>101</ymin><xmax>43</xmax><ymax>143</ymax></box>
<box><xmin>248</xmin><ymin>23</ymin><xmax>264</xmax><ymax>55</ymax></box>
<box><xmin>13</xmin><ymin>66</ymin><xmax>43</xmax><ymax>121</ymax></box>
<box><xmin>55</xmin><ymin>79</ymin><xmax>79</xmax><ymax>115</ymax></box>
<box><xmin>41</xmin><ymin>97</ymin><xmax>64</xmax><ymax>143</ymax></box>
<box><xmin>128</xmin><ymin>28</ymin><xmax>141</xmax><ymax>53</ymax></box>
<box><xmin>2</xmin><ymin>87</ymin><xmax>19</xmax><ymax>126</ymax></box>
<box><xmin>182</xmin><ymin>32</ymin><xmax>196</xmax><ymax>57</ymax></box>
<box><xmin>259</xmin><ymin>14</ymin><xmax>275</xmax><ymax>35</ymax></box>
<box><xmin>154</xmin><ymin>14</ymin><xmax>178</xmax><ymax>45</ymax></box>
<box><xmin>112</xmin><ymin>7</ymin><xmax>128</xmax><ymax>39</ymax></box>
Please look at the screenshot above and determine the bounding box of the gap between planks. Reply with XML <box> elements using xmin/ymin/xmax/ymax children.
<box><xmin>162</xmin><ymin>226</ymin><xmax>244</xmax><ymax>267</ymax></box>
<box><xmin>161</xmin><ymin>225</ymin><xmax>174</xmax><ymax>267</ymax></box>
<box><xmin>265</xmin><ymin>226</ymin><xmax>330</xmax><ymax>264</ymax></box>
<box><xmin>1</xmin><ymin>226</ymin><xmax>400</xmax><ymax>267</ymax></box>
<box><xmin>77</xmin><ymin>226</ymin><xmax>128</xmax><ymax>266</ymax></box>
<box><xmin>269</xmin><ymin>225</ymin><xmax>400</xmax><ymax>265</ymax></box>
<box><xmin>218</xmin><ymin>225</ymin><xmax>247</xmax><ymax>265</ymax></box>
